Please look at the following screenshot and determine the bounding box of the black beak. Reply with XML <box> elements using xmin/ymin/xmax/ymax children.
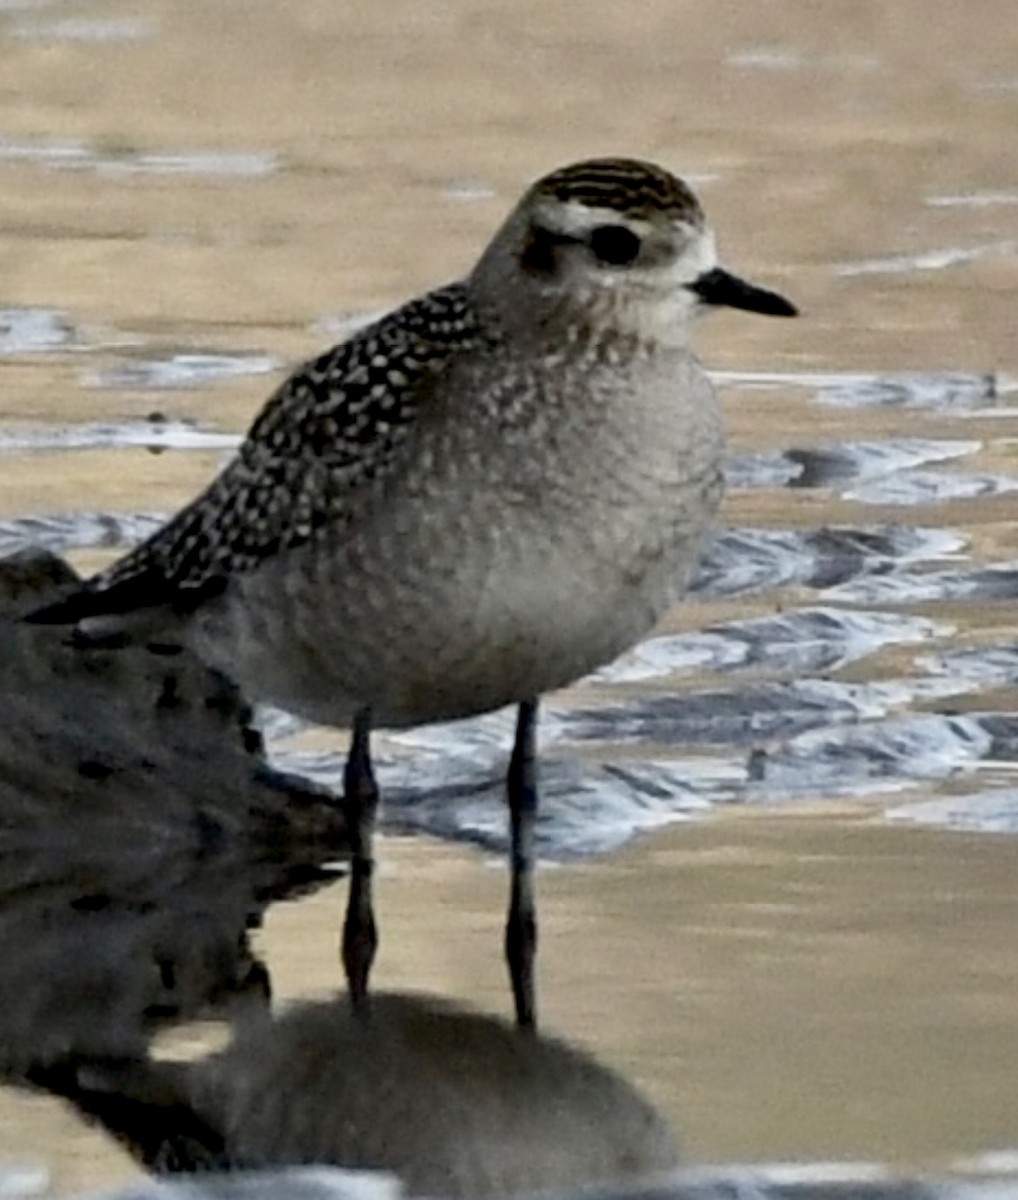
<box><xmin>689</xmin><ymin>267</ymin><xmax>798</xmax><ymax>318</ymax></box>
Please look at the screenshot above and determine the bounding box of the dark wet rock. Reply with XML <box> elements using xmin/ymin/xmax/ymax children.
<box><xmin>785</xmin><ymin>441</ymin><xmax>974</xmax><ymax>489</ymax></box>
<box><xmin>24</xmin><ymin>1056</ymin><xmax>232</xmax><ymax>1174</ymax></box>
<box><xmin>0</xmin><ymin>546</ymin><xmax>78</xmax><ymax>601</ymax></box>
<box><xmin>0</xmin><ymin>550</ymin><xmax>347</xmax><ymax>1080</ymax></box>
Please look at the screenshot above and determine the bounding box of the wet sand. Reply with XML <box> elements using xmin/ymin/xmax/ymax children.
<box><xmin>8</xmin><ymin>815</ymin><xmax>1018</xmax><ymax>1194</ymax></box>
<box><xmin>276</xmin><ymin>818</ymin><xmax>1018</xmax><ymax>1165</ymax></box>
<box><xmin>2</xmin><ymin>0</ymin><xmax>1018</xmax><ymax>1192</ymax></box>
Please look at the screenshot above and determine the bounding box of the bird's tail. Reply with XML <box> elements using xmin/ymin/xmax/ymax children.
<box><xmin>22</xmin><ymin>569</ymin><xmax>223</xmax><ymax>644</ymax></box>
<box><xmin>24</xmin><ymin>571</ymin><xmax>165</xmax><ymax>626</ymax></box>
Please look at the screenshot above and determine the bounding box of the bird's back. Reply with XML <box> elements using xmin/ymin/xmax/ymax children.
<box><xmin>25</xmin><ymin>283</ymin><xmax>485</xmax><ymax>629</ymax></box>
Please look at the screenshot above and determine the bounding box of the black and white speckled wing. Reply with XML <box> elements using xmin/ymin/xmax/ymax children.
<box><xmin>27</xmin><ymin>283</ymin><xmax>484</xmax><ymax>624</ymax></box>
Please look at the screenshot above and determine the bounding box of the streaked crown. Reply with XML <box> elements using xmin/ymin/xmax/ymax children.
<box><xmin>530</xmin><ymin>157</ymin><xmax>704</xmax><ymax>226</ymax></box>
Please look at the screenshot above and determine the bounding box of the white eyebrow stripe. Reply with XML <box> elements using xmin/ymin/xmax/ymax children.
<box><xmin>532</xmin><ymin>198</ymin><xmax>651</xmax><ymax>238</ymax></box>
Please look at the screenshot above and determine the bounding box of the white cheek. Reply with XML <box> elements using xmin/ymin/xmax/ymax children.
<box><xmin>671</xmin><ymin>227</ymin><xmax>717</xmax><ymax>282</ymax></box>
<box><xmin>651</xmin><ymin>289</ymin><xmax>703</xmax><ymax>333</ymax></box>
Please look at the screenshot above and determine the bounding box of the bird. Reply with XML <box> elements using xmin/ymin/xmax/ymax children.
<box><xmin>26</xmin><ymin>156</ymin><xmax>797</xmax><ymax>1030</ymax></box>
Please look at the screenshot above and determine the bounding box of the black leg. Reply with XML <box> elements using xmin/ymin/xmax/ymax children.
<box><xmin>342</xmin><ymin>707</ymin><xmax>378</xmax><ymax>1009</ymax></box>
<box><xmin>506</xmin><ymin>697</ymin><xmax>539</xmax><ymax>1030</ymax></box>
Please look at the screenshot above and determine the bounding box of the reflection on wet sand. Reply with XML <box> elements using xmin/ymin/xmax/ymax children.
<box><xmin>52</xmin><ymin>994</ymin><xmax>678</xmax><ymax>1194</ymax></box>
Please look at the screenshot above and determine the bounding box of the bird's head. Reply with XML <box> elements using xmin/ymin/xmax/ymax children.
<box><xmin>471</xmin><ymin>157</ymin><xmax>796</xmax><ymax>349</ymax></box>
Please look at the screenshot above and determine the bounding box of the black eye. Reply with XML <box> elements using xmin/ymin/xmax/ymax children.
<box><xmin>588</xmin><ymin>224</ymin><xmax>642</xmax><ymax>266</ymax></box>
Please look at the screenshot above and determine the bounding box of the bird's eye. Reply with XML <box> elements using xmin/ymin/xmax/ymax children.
<box><xmin>588</xmin><ymin>224</ymin><xmax>642</xmax><ymax>266</ymax></box>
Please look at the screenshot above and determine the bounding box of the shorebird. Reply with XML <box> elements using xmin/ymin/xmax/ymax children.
<box><xmin>27</xmin><ymin>157</ymin><xmax>796</xmax><ymax>1029</ymax></box>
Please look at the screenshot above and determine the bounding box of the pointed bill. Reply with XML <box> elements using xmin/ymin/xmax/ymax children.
<box><xmin>690</xmin><ymin>267</ymin><xmax>798</xmax><ymax>317</ymax></box>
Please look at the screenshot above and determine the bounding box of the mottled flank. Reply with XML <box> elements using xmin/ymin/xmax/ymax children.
<box><xmin>95</xmin><ymin>285</ymin><xmax>483</xmax><ymax>601</ymax></box>
<box><xmin>532</xmin><ymin>157</ymin><xmax>704</xmax><ymax>224</ymax></box>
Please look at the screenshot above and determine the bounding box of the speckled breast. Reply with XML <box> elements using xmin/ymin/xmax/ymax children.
<box><xmin>193</xmin><ymin>357</ymin><xmax>725</xmax><ymax>729</ymax></box>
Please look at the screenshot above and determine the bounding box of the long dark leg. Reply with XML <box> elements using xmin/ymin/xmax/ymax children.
<box><xmin>506</xmin><ymin>697</ymin><xmax>539</xmax><ymax>1030</ymax></box>
<box><xmin>342</xmin><ymin>707</ymin><xmax>378</xmax><ymax>1009</ymax></box>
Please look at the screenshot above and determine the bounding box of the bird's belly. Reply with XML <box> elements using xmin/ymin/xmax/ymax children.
<box><xmin>191</xmin><ymin>454</ymin><xmax>720</xmax><ymax>730</ymax></box>
<box><xmin>190</xmin><ymin>525</ymin><xmax>698</xmax><ymax>731</ymax></box>
<box><xmin>194</xmin><ymin>556</ymin><xmax>673</xmax><ymax>730</ymax></box>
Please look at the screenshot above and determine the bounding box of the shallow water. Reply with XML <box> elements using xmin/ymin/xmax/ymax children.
<box><xmin>2</xmin><ymin>0</ymin><xmax>1018</xmax><ymax>1193</ymax></box>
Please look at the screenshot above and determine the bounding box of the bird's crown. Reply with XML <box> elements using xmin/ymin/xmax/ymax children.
<box><xmin>529</xmin><ymin>157</ymin><xmax>703</xmax><ymax>225</ymax></box>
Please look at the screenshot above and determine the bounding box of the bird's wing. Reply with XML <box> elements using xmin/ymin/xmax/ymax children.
<box><xmin>26</xmin><ymin>283</ymin><xmax>484</xmax><ymax>625</ymax></box>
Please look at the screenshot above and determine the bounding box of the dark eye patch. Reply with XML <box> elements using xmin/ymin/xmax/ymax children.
<box><xmin>520</xmin><ymin>224</ymin><xmax>581</xmax><ymax>275</ymax></box>
<box><xmin>588</xmin><ymin>224</ymin><xmax>642</xmax><ymax>266</ymax></box>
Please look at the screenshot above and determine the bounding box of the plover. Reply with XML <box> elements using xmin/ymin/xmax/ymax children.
<box><xmin>27</xmin><ymin>157</ymin><xmax>796</xmax><ymax>1028</ymax></box>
